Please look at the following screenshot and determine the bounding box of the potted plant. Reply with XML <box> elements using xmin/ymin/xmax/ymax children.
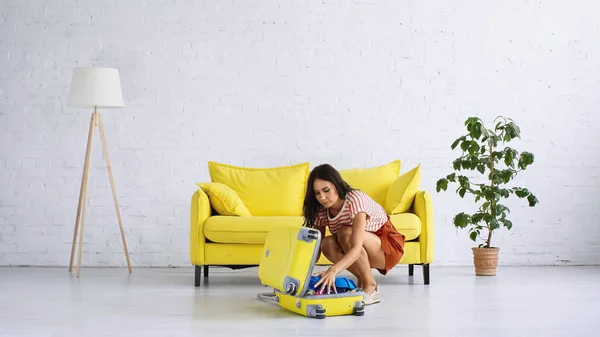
<box><xmin>436</xmin><ymin>116</ymin><xmax>539</xmax><ymax>276</ymax></box>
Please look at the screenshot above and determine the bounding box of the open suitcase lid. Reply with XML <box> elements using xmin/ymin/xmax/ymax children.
<box><xmin>258</xmin><ymin>226</ymin><xmax>322</xmax><ymax>297</ymax></box>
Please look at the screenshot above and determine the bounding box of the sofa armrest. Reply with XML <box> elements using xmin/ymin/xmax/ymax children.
<box><xmin>190</xmin><ymin>188</ymin><xmax>211</xmax><ymax>266</ymax></box>
<box><xmin>413</xmin><ymin>190</ymin><xmax>434</xmax><ymax>263</ymax></box>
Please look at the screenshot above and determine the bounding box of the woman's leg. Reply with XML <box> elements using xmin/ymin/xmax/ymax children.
<box><xmin>320</xmin><ymin>227</ymin><xmax>386</xmax><ymax>294</ymax></box>
<box><xmin>335</xmin><ymin>226</ymin><xmax>386</xmax><ymax>294</ymax></box>
<box><xmin>320</xmin><ymin>236</ymin><xmax>362</xmax><ymax>285</ymax></box>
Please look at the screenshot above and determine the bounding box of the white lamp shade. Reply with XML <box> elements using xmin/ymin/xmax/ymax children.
<box><xmin>68</xmin><ymin>67</ymin><xmax>124</xmax><ymax>108</ymax></box>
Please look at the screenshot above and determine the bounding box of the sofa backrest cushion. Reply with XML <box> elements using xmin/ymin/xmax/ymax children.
<box><xmin>339</xmin><ymin>160</ymin><xmax>401</xmax><ymax>207</ymax></box>
<box><xmin>385</xmin><ymin>163</ymin><xmax>421</xmax><ymax>214</ymax></box>
<box><xmin>208</xmin><ymin>161</ymin><xmax>309</xmax><ymax>216</ymax></box>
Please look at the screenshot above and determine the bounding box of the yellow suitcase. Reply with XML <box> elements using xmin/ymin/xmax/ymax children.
<box><xmin>257</xmin><ymin>226</ymin><xmax>365</xmax><ymax>319</ymax></box>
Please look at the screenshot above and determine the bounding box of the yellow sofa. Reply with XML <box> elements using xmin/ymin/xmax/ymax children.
<box><xmin>190</xmin><ymin>160</ymin><xmax>434</xmax><ymax>287</ymax></box>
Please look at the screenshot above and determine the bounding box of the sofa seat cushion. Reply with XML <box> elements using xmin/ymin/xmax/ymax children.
<box><xmin>204</xmin><ymin>213</ymin><xmax>422</xmax><ymax>244</ymax></box>
<box><xmin>389</xmin><ymin>213</ymin><xmax>421</xmax><ymax>241</ymax></box>
<box><xmin>204</xmin><ymin>216</ymin><xmax>305</xmax><ymax>244</ymax></box>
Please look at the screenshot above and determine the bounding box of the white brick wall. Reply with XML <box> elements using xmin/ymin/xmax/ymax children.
<box><xmin>1</xmin><ymin>0</ymin><xmax>599</xmax><ymax>267</ymax></box>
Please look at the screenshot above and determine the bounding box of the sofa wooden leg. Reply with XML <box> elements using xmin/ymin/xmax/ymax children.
<box><xmin>423</xmin><ymin>263</ymin><xmax>430</xmax><ymax>285</ymax></box>
<box><xmin>408</xmin><ymin>264</ymin><xmax>414</xmax><ymax>276</ymax></box>
<box><xmin>204</xmin><ymin>265</ymin><xmax>209</xmax><ymax>279</ymax></box>
<box><xmin>194</xmin><ymin>265</ymin><xmax>201</xmax><ymax>287</ymax></box>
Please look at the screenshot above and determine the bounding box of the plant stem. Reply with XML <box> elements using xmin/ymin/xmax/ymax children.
<box><xmin>487</xmin><ymin>140</ymin><xmax>495</xmax><ymax>248</ymax></box>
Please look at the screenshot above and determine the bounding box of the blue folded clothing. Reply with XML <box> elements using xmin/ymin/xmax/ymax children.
<box><xmin>307</xmin><ymin>275</ymin><xmax>358</xmax><ymax>293</ymax></box>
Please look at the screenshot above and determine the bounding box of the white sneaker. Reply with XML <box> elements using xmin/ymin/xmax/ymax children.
<box><xmin>362</xmin><ymin>285</ymin><xmax>380</xmax><ymax>305</ymax></box>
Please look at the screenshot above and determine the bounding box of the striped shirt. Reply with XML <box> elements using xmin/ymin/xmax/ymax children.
<box><xmin>314</xmin><ymin>189</ymin><xmax>388</xmax><ymax>235</ymax></box>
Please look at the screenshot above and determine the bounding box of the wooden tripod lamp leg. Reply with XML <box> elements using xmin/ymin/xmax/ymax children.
<box><xmin>97</xmin><ymin>113</ymin><xmax>132</xmax><ymax>273</ymax></box>
<box><xmin>69</xmin><ymin>111</ymin><xmax>96</xmax><ymax>274</ymax></box>
<box><xmin>68</xmin><ymin>108</ymin><xmax>132</xmax><ymax>275</ymax></box>
<box><xmin>76</xmin><ymin>158</ymin><xmax>91</xmax><ymax>278</ymax></box>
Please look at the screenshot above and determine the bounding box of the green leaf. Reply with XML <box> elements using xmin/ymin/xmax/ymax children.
<box><xmin>436</xmin><ymin>178</ymin><xmax>448</xmax><ymax>192</ymax></box>
<box><xmin>460</xmin><ymin>158</ymin><xmax>470</xmax><ymax>170</ymax></box>
<box><xmin>468</xmin><ymin>142</ymin><xmax>480</xmax><ymax>156</ymax></box>
<box><xmin>453</xmin><ymin>213</ymin><xmax>471</xmax><ymax>228</ymax></box>
<box><xmin>458</xmin><ymin>175</ymin><xmax>470</xmax><ymax>188</ymax></box>
<box><xmin>490</xmin><ymin>135</ymin><xmax>499</xmax><ymax>147</ymax></box>
<box><xmin>451</xmin><ymin>136</ymin><xmax>465</xmax><ymax>150</ymax></box>
<box><xmin>472</xmin><ymin>123</ymin><xmax>483</xmax><ymax>139</ymax></box>
<box><xmin>494</xmin><ymin>203</ymin><xmax>510</xmax><ymax>216</ymax></box>
<box><xmin>469</xmin><ymin>231</ymin><xmax>478</xmax><ymax>242</ymax></box>
<box><xmin>483</xmin><ymin>188</ymin><xmax>496</xmax><ymax>200</ymax></box>
<box><xmin>491</xmin><ymin>150</ymin><xmax>503</xmax><ymax>163</ymax></box>
<box><xmin>458</xmin><ymin>188</ymin><xmax>466</xmax><ymax>198</ymax></box>
<box><xmin>502</xmin><ymin>169</ymin><xmax>514</xmax><ymax>184</ymax></box>
<box><xmin>453</xmin><ymin>158</ymin><xmax>462</xmax><ymax>171</ymax></box>
<box><xmin>490</xmin><ymin>218</ymin><xmax>500</xmax><ymax>230</ymax></box>
<box><xmin>465</xmin><ymin>117</ymin><xmax>485</xmax><ymax>140</ymax></box>
<box><xmin>502</xmin><ymin>219</ymin><xmax>513</xmax><ymax>230</ymax></box>
<box><xmin>472</xmin><ymin>156</ymin><xmax>481</xmax><ymax>169</ymax></box>
<box><xmin>465</xmin><ymin>117</ymin><xmax>479</xmax><ymax>126</ymax></box>
<box><xmin>518</xmin><ymin>152</ymin><xmax>535</xmax><ymax>169</ymax></box>
<box><xmin>507</xmin><ymin>121</ymin><xmax>521</xmax><ymax>139</ymax></box>
<box><xmin>504</xmin><ymin>148</ymin><xmax>518</xmax><ymax>168</ymax></box>
<box><xmin>514</xmin><ymin>187</ymin><xmax>529</xmax><ymax>198</ymax></box>
<box><xmin>492</xmin><ymin>171</ymin><xmax>503</xmax><ymax>185</ymax></box>
<box><xmin>527</xmin><ymin>194</ymin><xmax>539</xmax><ymax>207</ymax></box>
<box><xmin>479</xmin><ymin>157</ymin><xmax>491</xmax><ymax>169</ymax></box>
<box><xmin>462</xmin><ymin>156</ymin><xmax>472</xmax><ymax>170</ymax></box>
<box><xmin>504</xmin><ymin>128</ymin><xmax>513</xmax><ymax>142</ymax></box>
<box><xmin>476</xmin><ymin>164</ymin><xmax>485</xmax><ymax>174</ymax></box>
<box><xmin>447</xmin><ymin>173</ymin><xmax>456</xmax><ymax>181</ymax></box>
<box><xmin>492</xmin><ymin>169</ymin><xmax>514</xmax><ymax>185</ymax></box>
<box><xmin>472</xmin><ymin>212</ymin><xmax>484</xmax><ymax>224</ymax></box>
<box><xmin>461</xmin><ymin>140</ymin><xmax>470</xmax><ymax>152</ymax></box>
<box><xmin>495</xmin><ymin>191</ymin><xmax>502</xmax><ymax>201</ymax></box>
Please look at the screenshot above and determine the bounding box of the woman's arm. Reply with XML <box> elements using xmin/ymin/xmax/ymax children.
<box><xmin>314</xmin><ymin>212</ymin><xmax>368</xmax><ymax>293</ymax></box>
<box><xmin>330</xmin><ymin>212</ymin><xmax>367</xmax><ymax>273</ymax></box>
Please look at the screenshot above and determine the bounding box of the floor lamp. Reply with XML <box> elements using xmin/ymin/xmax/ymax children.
<box><xmin>67</xmin><ymin>67</ymin><xmax>132</xmax><ymax>277</ymax></box>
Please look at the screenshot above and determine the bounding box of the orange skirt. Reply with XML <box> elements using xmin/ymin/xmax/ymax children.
<box><xmin>374</xmin><ymin>218</ymin><xmax>406</xmax><ymax>275</ymax></box>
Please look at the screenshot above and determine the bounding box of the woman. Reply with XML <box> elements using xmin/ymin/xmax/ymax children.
<box><xmin>303</xmin><ymin>164</ymin><xmax>406</xmax><ymax>305</ymax></box>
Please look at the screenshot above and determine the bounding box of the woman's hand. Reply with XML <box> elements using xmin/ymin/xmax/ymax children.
<box><xmin>313</xmin><ymin>266</ymin><xmax>339</xmax><ymax>294</ymax></box>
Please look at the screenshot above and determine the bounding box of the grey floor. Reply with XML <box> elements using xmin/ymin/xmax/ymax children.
<box><xmin>0</xmin><ymin>265</ymin><xmax>599</xmax><ymax>337</ymax></box>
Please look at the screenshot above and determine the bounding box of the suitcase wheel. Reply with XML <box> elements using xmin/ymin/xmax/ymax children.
<box><xmin>315</xmin><ymin>308</ymin><xmax>326</xmax><ymax>319</ymax></box>
<box><xmin>283</xmin><ymin>277</ymin><xmax>300</xmax><ymax>296</ymax></box>
<box><xmin>307</xmin><ymin>306</ymin><xmax>326</xmax><ymax>319</ymax></box>
<box><xmin>353</xmin><ymin>307</ymin><xmax>365</xmax><ymax>316</ymax></box>
<box><xmin>353</xmin><ymin>302</ymin><xmax>365</xmax><ymax>316</ymax></box>
<box><xmin>285</xmin><ymin>283</ymin><xmax>297</xmax><ymax>295</ymax></box>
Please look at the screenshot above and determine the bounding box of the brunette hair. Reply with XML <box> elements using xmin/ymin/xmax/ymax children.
<box><xmin>302</xmin><ymin>164</ymin><xmax>354</xmax><ymax>228</ymax></box>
